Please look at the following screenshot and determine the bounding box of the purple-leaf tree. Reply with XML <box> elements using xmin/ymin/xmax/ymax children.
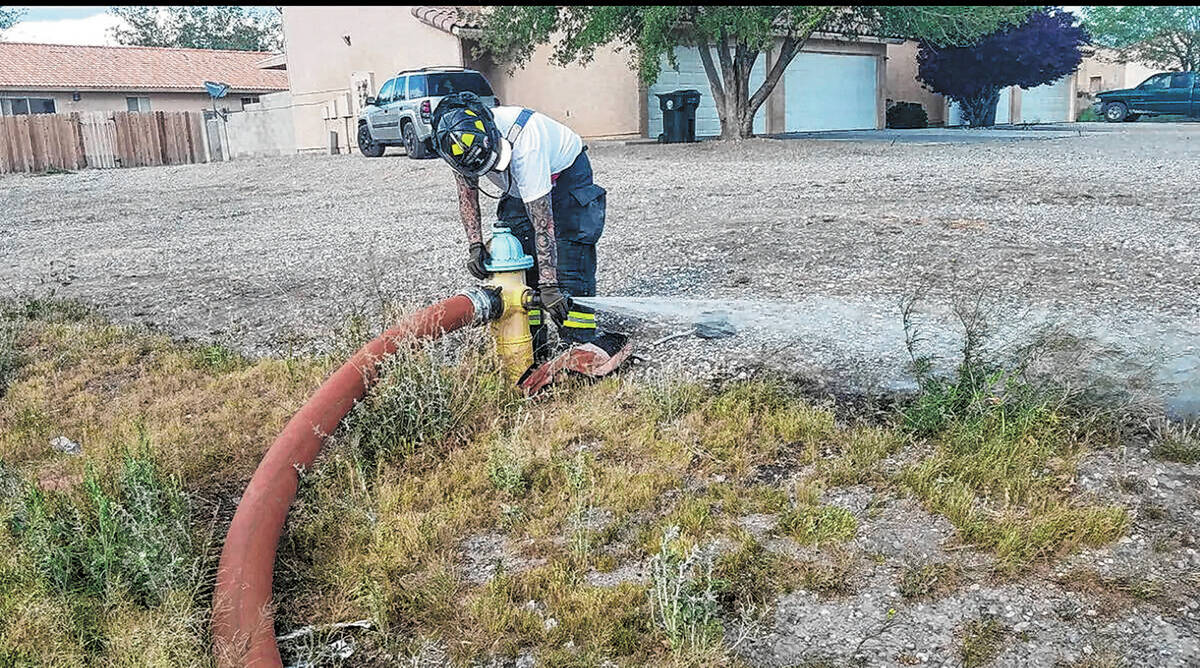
<box><xmin>917</xmin><ymin>9</ymin><xmax>1089</xmax><ymax>127</ymax></box>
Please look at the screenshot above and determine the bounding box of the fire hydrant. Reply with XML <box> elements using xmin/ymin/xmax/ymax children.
<box><xmin>482</xmin><ymin>224</ymin><xmax>534</xmax><ymax>381</ymax></box>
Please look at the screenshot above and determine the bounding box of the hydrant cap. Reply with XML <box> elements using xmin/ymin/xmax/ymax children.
<box><xmin>485</xmin><ymin>224</ymin><xmax>534</xmax><ymax>272</ymax></box>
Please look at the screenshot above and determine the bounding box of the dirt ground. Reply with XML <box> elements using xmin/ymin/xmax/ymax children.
<box><xmin>2</xmin><ymin>123</ymin><xmax>1198</xmax><ymax>413</ymax></box>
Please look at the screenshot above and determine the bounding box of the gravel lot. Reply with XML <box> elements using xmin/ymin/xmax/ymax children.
<box><xmin>2</xmin><ymin>123</ymin><xmax>1198</xmax><ymax>411</ymax></box>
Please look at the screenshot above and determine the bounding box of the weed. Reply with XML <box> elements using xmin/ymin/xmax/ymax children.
<box><xmin>778</xmin><ymin>502</ymin><xmax>857</xmax><ymax>547</ymax></box>
<box><xmin>1147</xmin><ymin>418</ymin><xmax>1200</xmax><ymax>464</ymax></box>
<box><xmin>342</xmin><ymin>338</ymin><xmax>503</xmax><ymax>470</ymax></box>
<box><xmin>12</xmin><ymin>444</ymin><xmax>202</xmax><ymax>607</ymax></box>
<box><xmin>563</xmin><ymin>449</ymin><xmax>595</xmax><ymax>559</ymax></box>
<box><xmin>961</xmin><ymin>618</ymin><xmax>1008</xmax><ymax>668</ymax></box>
<box><xmin>487</xmin><ymin>443</ymin><xmax>528</xmax><ymax>498</ymax></box>
<box><xmin>898</xmin><ymin>562</ymin><xmax>960</xmax><ymax>600</ymax></box>
<box><xmin>0</xmin><ymin>318</ymin><xmax>24</xmax><ymax>395</ymax></box>
<box><xmin>647</xmin><ymin>525</ymin><xmax>722</xmax><ymax>654</ymax></box>
<box><xmin>796</xmin><ymin>548</ymin><xmax>856</xmax><ymax>595</ymax></box>
<box><xmin>191</xmin><ymin>342</ymin><xmax>247</xmax><ymax>374</ymax></box>
<box><xmin>713</xmin><ymin>536</ymin><xmax>800</xmax><ymax>609</ymax></box>
<box><xmin>1076</xmin><ymin>107</ymin><xmax>1102</xmax><ymax>122</ymax></box>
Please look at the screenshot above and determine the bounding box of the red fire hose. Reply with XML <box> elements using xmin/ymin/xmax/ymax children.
<box><xmin>212</xmin><ymin>295</ymin><xmax>477</xmax><ymax>667</ymax></box>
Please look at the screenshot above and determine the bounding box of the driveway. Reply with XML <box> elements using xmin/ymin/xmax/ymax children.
<box><xmin>771</xmin><ymin>125</ymin><xmax>1094</xmax><ymax>143</ymax></box>
<box><xmin>2</xmin><ymin>123</ymin><xmax>1197</xmax><ymax>414</ymax></box>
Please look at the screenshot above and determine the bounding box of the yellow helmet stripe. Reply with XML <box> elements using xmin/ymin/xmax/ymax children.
<box><xmin>461</xmin><ymin>133</ymin><xmax>475</xmax><ymax>147</ymax></box>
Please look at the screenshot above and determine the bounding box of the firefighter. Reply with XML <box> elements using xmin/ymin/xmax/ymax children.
<box><xmin>430</xmin><ymin>92</ymin><xmax>607</xmax><ymax>360</ymax></box>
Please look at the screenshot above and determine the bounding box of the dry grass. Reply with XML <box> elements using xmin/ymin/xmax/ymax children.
<box><xmin>0</xmin><ymin>295</ymin><xmax>1140</xmax><ymax>665</ymax></box>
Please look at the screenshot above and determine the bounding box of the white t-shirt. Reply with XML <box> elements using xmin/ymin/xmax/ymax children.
<box><xmin>485</xmin><ymin>106</ymin><xmax>582</xmax><ymax>203</ymax></box>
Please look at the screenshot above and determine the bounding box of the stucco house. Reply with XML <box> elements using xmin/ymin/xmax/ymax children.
<box><xmin>0</xmin><ymin>42</ymin><xmax>288</xmax><ymax>117</ymax></box>
<box><xmin>279</xmin><ymin>5</ymin><xmax>902</xmax><ymax>153</ymax></box>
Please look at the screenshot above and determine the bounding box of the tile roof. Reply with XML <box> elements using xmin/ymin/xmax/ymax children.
<box><xmin>0</xmin><ymin>42</ymin><xmax>289</xmax><ymax>92</ymax></box>
<box><xmin>410</xmin><ymin>6</ymin><xmax>482</xmax><ymax>37</ymax></box>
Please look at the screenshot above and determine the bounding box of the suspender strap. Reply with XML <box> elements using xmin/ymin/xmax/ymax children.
<box><xmin>507</xmin><ymin>108</ymin><xmax>535</xmax><ymax>144</ymax></box>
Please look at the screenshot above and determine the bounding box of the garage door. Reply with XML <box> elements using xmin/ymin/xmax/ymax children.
<box><xmin>947</xmin><ymin>86</ymin><xmax>1012</xmax><ymax>126</ymax></box>
<box><xmin>783</xmin><ymin>52</ymin><xmax>877</xmax><ymax>132</ymax></box>
<box><xmin>1019</xmin><ymin>76</ymin><xmax>1071</xmax><ymax>123</ymax></box>
<box><xmin>648</xmin><ymin>47</ymin><xmax>765</xmax><ymax>138</ymax></box>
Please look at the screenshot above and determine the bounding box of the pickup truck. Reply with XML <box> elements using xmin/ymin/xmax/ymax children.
<box><xmin>1094</xmin><ymin>71</ymin><xmax>1200</xmax><ymax>122</ymax></box>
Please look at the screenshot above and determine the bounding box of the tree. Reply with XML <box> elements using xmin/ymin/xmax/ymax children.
<box><xmin>0</xmin><ymin>6</ymin><xmax>25</xmax><ymax>37</ymax></box>
<box><xmin>472</xmin><ymin>6</ymin><xmax>1033</xmax><ymax>140</ymax></box>
<box><xmin>917</xmin><ymin>9</ymin><xmax>1089</xmax><ymax>127</ymax></box>
<box><xmin>107</xmin><ymin>6</ymin><xmax>282</xmax><ymax>52</ymax></box>
<box><xmin>1082</xmin><ymin>6</ymin><xmax>1200</xmax><ymax>72</ymax></box>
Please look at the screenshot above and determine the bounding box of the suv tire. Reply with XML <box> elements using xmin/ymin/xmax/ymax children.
<box><xmin>1103</xmin><ymin>102</ymin><xmax>1128</xmax><ymax>123</ymax></box>
<box><xmin>402</xmin><ymin>122</ymin><xmax>430</xmax><ymax>160</ymax></box>
<box><xmin>358</xmin><ymin>124</ymin><xmax>385</xmax><ymax>157</ymax></box>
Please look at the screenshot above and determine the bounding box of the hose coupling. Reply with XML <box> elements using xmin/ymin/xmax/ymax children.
<box><xmin>457</xmin><ymin>285</ymin><xmax>503</xmax><ymax>325</ymax></box>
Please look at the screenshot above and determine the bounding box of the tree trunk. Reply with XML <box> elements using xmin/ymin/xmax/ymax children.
<box><xmin>700</xmin><ymin>34</ymin><xmax>801</xmax><ymax>141</ymax></box>
<box><xmin>959</xmin><ymin>88</ymin><xmax>1002</xmax><ymax>127</ymax></box>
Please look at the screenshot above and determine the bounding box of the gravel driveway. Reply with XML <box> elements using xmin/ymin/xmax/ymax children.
<box><xmin>2</xmin><ymin>123</ymin><xmax>1197</xmax><ymax>412</ymax></box>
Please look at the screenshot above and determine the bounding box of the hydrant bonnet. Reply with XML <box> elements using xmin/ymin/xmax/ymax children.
<box><xmin>485</xmin><ymin>224</ymin><xmax>534</xmax><ymax>272</ymax></box>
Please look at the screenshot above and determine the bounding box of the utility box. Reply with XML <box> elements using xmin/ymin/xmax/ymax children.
<box><xmin>656</xmin><ymin>89</ymin><xmax>701</xmax><ymax>143</ymax></box>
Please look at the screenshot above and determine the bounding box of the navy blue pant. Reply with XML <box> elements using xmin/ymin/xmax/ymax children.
<box><xmin>497</xmin><ymin>147</ymin><xmax>605</xmax><ymax>349</ymax></box>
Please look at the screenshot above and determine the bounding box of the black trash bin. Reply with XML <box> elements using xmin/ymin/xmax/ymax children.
<box><xmin>656</xmin><ymin>89</ymin><xmax>702</xmax><ymax>143</ymax></box>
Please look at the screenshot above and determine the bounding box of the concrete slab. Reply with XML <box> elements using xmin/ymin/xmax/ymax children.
<box><xmin>769</xmin><ymin>127</ymin><xmax>1086</xmax><ymax>143</ymax></box>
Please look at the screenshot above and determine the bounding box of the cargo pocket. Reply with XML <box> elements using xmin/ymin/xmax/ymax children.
<box><xmin>559</xmin><ymin>183</ymin><xmax>606</xmax><ymax>244</ymax></box>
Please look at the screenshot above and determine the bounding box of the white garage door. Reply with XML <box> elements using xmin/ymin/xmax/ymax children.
<box><xmin>947</xmin><ymin>86</ymin><xmax>1012</xmax><ymax>126</ymax></box>
<box><xmin>783</xmin><ymin>52</ymin><xmax>877</xmax><ymax>132</ymax></box>
<box><xmin>1020</xmin><ymin>76</ymin><xmax>1071</xmax><ymax>123</ymax></box>
<box><xmin>648</xmin><ymin>47</ymin><xmax>766</xmax><ymax>139</ymax></box>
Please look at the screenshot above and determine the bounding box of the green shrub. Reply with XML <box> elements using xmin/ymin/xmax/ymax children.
<box><xmin>1077</xmin><ymin>107</ymin><xmax>1102</xmax><ymax>122</ymax></box>
<box><xmin>887</xmin><ymin>101</ymin><xmax>929</xmax><ymax>129</ymax></box>
<box><xmin>11</xmin><ymin>449</ymin><xmax>199</xmax><ymax>606</ymax></box>
<box><xmin>342</xmin><ymin>342</ymin><xmax>501</xmax><ymax>469</ymax></box>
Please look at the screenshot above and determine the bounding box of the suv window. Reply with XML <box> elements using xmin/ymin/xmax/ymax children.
<box><xmin>1169</xmin><ymin>72</ymin><xmax>1193</xmax><ymax>89</ymax></box>
<box><xmin>392</xmin><ymin>76</ymin><xmax>408</xmax><ymax>102</ymax></box>
<box><xmin>377</xmin><ymin>78</ymin><xmax>396</xmax><ymax>104</ymax></box>
<box><xmin>407</xmin><ymin>74</ymin><xmax>428</xmax><ymax>99</ymax></box>
<box><xmin>1141</xmin><ymin>73</ymin><xmax>1171</xmax><ymax>90</ymax></box>
<box><xmin>427</xmin><ymin>72</ymin><xmax>494</xmax><ymax>97</ymax></box>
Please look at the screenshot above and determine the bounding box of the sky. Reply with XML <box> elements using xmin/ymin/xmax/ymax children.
<box><xmin>3</xmin><ymin>6</ymin><xmax>125</xmax><ymax>45</ymax></box>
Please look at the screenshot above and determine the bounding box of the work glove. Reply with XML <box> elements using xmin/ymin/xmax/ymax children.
<box><xmin>466</xmin><ymin>242</ymin><xmax>491</xmax><ymax>279</ymax></box>
<box><xmin>533</xmin><ymin>283</ymin><xmax>571</xmax><ymax>326</ymax></box>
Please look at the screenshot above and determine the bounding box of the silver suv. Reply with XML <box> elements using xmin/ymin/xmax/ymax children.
<box><xmin>357</xmin><ymin>66</ymin><xmax>498</xmax><ymax>159</ymax></box>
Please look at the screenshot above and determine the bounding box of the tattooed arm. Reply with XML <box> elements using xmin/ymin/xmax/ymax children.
<box><xmin>525</xmin><ymin>194</ymin><xmax>558</xmax><ymax>284</ymax></box>
<box><xmin>455</xmin><ymin>173</ymin><xmax>483</xmax><ymax>245</ymax></box>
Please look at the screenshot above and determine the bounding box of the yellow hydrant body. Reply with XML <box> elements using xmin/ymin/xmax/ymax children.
<box><xmin>487</xmin><ymin>270</ymin><xmax>533</xmax><ymax>381</ymax></box>
<box><xmin>482</xmin><ymin>224</ymin><xmax>536</xmax><ymax>383</ymax></box>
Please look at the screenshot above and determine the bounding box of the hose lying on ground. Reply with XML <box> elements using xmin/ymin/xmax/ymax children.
<box><xmin>211</xmin><ymin>295</ymin><xmax>478</xmax><ymax>668</ymax></box>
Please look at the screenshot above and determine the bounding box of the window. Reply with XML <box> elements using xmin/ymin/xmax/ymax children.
<box><xmin>0</xmin><ymin>96</ymin><xmax>56</xmax><ymax>116</ymax></box>
<box><xmin>407</xmin><ymin>74</ymin><xmax>428</xmax><ymax>99</ymax></box>
<box><xmin>241</xmin><ymin>95</ymin><xmax>260</xmax><ymax>106</ymax></box>
<box><xmin>392</xmin><ymin>76</ymin><xmax>408</xmax><ymax>101</ymax></box>
<box><xmin>427</xmin><ymin>72</ymin><xmax>494</xmax><ymax>97</ymax></box>
<box><xmin>1089</xmin><ymin>76</ymin><xmax>1102</xmax><ymax>92</ymax></box>
<box><xmin>377</xmin><ymin>78</ymin><xmax>396</xmax><ymax>103</ymax></box>
<box><xmin>126</xmin><ymin>96</ymin><xmax>151</xmax><ymax>112</ymax></box>
<box><xmin>1170</xmin><ymin>72</ymin><xmax>1193</xmax><ymax>89</ymax></box>
<box><xmin>1140</xmin><ymin>73</ymin><xmax>1172</xmax><ymax>90</ymax></box>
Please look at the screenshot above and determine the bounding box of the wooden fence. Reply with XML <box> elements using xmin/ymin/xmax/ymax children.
<box><xmin>0</xmin><ymin>110</ymin><xmax>208</xmax><ymax>174</ymax></box>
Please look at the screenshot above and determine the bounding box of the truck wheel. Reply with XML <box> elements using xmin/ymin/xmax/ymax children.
<box><xmin>358</xmin><ymin>124</ymin><xmax>385</xmax><ymax>157</ymax></box>
<box><xmin>402</xmin><ymin>123</ymin><xmax>430</xmax><ymax>160</ymax></box>
<box><xmin>1103</xmin><ymin>102</ymin><xmax>1128</xmax><ymax>123</ymax></box>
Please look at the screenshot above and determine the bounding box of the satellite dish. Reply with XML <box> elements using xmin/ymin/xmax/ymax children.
<box><xmin>204</xmin><ymin>81</ymin><xmax>231</xmax><ymax>99</ymax></box>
